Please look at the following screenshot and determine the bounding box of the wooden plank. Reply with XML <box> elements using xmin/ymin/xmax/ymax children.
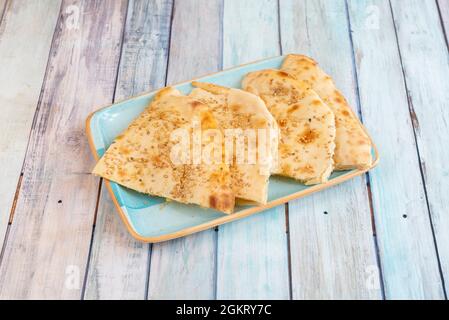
<box><xmin>279</xmin><ymin>0</ymin><xmax>381</xmax><ymax>299</ymax></box>
<box><xmin>83</xmin><ymin>0</ymin><xmax>173</xmax><ymax>300</ymax></box>
<box><xmin>437</xmin><ymin>0</ymin><xmax>449</xmax><ymax>45</ymax></box>
<box><xmin>0</xmin><ymin>0</ymin><xmax>7</xmax><ymax>24</ymax></box>
<box><xmin>147</xmin><ymin>0</ymin><xmax>222</xmax><ymax>300</ymax></box>
<box><xmin>349</xmin><ymin>0</ymin><xmax>445</xmax><ymax>300</ymax></box>
<box><xmin>0</xmin><ymin>0</ymin><xmax>127</xmax><ymax>299</ymax></box>
<box><xmin>216</xmin><ymin>0</ymin><xmax>290</xmax><ymax>300</ymax></box>
<box><xmin>0</xmin><ymin>0</ymin><xmax>61</xmax><ymax>254</ymax></box>
<box><xmin>390</xmin><ymin>0</ymin><xmax>449</xmax><ymax>296</ymax></box>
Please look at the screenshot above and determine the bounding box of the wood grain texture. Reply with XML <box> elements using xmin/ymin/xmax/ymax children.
<box><xmin>437</xmin><ymin>0</ymin><xmax>449</xmax><ymax>45</ymax></box>
<box><xmin>0</xmin><ymin>0</ymin><xmax>61</xmax><ymax>255</ymax></box>
<box><xmin>279</xmin><ymin>0</ymin><xmax>381</xmax><ymax>299</ymax></box>
<box><xmin>216</xmin><ymin>0</ymin><xmax>290</xmax><ymax>300</ymax></box>
<box><xmin>0</xmin><ymin>0</ymin><xmax>127</xmax><ymax>299</ymax></box>
<box><xmin>390</xmin><ymin>0</ymin><xmax>449</xmax><ymax>296</ymax></box>
<box><xmin>348</xmin><ymin>0</ymin><xmax>445</xmax><ymax>300</ymax></box>
<box><xmin>147</xmin><ymin>0</ymin><xmax>222</xmax><ymax>300</ymax></box>
<box><xmin>83</xmin><ymin>0</ymin><xmax>173</xmax><ymax>300</ymax></box>
<box><xmin>0</xmin><ymin>0</ymin><xmax>7</xmax><ymax>24</ymax></box>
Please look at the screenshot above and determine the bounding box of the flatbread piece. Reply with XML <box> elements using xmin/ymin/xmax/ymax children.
<box><xmin>242</xmin><ymin>69</ymin><xmax>336</xmax><ymax>185</ymax></box>
<box><xmin>93</xmin><ymin>87</ymin><xmax>235</xmax><ymax>213</ymax></box>
<box><xmin>190</xmin><ymin>81</ymin><xmax>278</xmax><ymax>204</ymax></box>
<box><xmin>281</xmin><ymin>54</ymin><xmax>372</xmax><ymax>170</ymax></box>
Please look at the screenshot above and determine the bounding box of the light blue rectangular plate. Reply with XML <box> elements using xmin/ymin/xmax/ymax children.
<box><xmin>86</xmin><ymin>55</ymin><xmax>379</xmax><ymax>243</ymax></box>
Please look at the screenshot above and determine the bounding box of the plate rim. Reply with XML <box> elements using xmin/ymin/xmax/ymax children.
<box><xmin>85</xmin><ymin>54</ymin><xmax>380</xmax><ymax>243</ymax></box>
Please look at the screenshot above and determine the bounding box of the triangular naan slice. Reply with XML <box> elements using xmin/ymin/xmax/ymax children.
<box><xmin>93</xmin><ymin>87</ymin><xmax>235</xmax><ymax>214</ymax></box>
<box><xmin>190</xmin><ymin>81</ymin><xmax>278</xmax><ymax>204</ymax></box>
<box><xmin>281</xmin><ymin>54</ymin><xmax>372</xmax><ymax>170</ymax></box>
<box><xmin>242</xmin><ymin>69</ymin><xmax>336</xmax><ymax>185</ymax></box>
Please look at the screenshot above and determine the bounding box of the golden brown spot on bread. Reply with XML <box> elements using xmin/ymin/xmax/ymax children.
<box><xmin>311</xmin><ymin>100</ymin><xmax>322</xmax><ymax>106</ymax></box>
<box><xmin>298</xmin><ymin>165</ymin><xmax>314</xmax><ymax>174</ymax></box>
<box><xmin>152</xmin><ymin>155</ymin><xmax>168</xmax><ymax>169</ymax></box>
<box><xmin>118</xmin><ymin>169</ymin><xmax>126</xmax><ymax>178</ymax></box>
<box><xmin>281</xmin><ymin>163</ymin><xmax>292</xmax><ymax>175</ymax></box>
<box><xmin>277</xmin><ymin>119</ymin><xmax>288</xmax><ymax>128</ymax></box>
<box><xmin>298</xmin><ymin>129</ymin><xmax>319</xmax><ymax>144</ymax></box>
<box><xmin>190</xmin><ymin>101</ymin><xmax>203</xmax><ymax>108</ymax></box>
<box><xmin>200</xmin><ymin>111</ymin><xmax>217</xmax><ymax>129</ymax></box>
<box><xmin>334</xmin><ymin>91</ymin><xmax>347</xmax><ymax>103</ymax></box>
<box><xmin>119</xmin><ymin>146</ymin><xmax>131</xmax><ymax>155</ymax></box>
<box><xmin>209</xmin><ymin>192</ymin><xmax>234</xmax><ymax>213</ymax></box>
<box><xmin>230</xmin><ymin>103</ymin><xmax>242</xmax><ymax>112</ymax></box>
<box><xmin>209</xmin><ymin>169</ymin><xmax>229</xmax><ymax>185</ymax></box>
<box><xmin>358</xmin><ymin>139</ymin><xmax>368</xmax><ymax>145</ymax></box>
<box><xmin>255</xmin><ymin>118</ymin><xmax>268</xmax><ymax>127</ymax></box>
<box><xmin>277</xmin><ymin>71</ymin><xmax>290</xmax><ymax>78</ymax></box>
<box><xmin>279</xmin><ymin>143</ymin><xmax>291</xmax><ymax>155</ymax></box>
<box><xmin>341</xmin><ymin>110</ymin><xmax>350</xmax><ymax>117</ymax></box>
<box><xmin>287</xmin><ymin>104</ymin><xmax>301</xmax><ymax>113</ymax></box>
<box><xmin>335</xmin><ymin>96</ymin><xmax>343</xmax><ymax>104</ymax></box>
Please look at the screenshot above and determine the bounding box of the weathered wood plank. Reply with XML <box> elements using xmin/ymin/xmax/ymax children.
<box><xmin>147</xmin><ymin>0</ymin><xmax>222</xmax><ymax>300</ymax></box>
<box><xmin>0</xmin><ymin>0</ymin><xmax>127</xmax><ymax>299</ymax></box>
<box><xmin>279</xmin><ymin>0</ymin><xmax>381</xmax><ymax>299</ymax></box>
<box><xmin>216</xmin><ymin>0</ymin><xmax>290</xmax><ymax>300</ymax></box>
<box><xmin>390</xmin><ymin>0</ymin><xmax>449</xmax><ymax>296</ymax></box>
<box><xmin>437</xmin><ymin>0</ymin><xmax>449</xmax><ymax>45</ymax></box>
<box><xmin>83</xmin><ymin>0</ymin><xmax>173</xmax><ymax>300</ymax></box>
<box><xmin>350</xmin><ymin>0</ymin><xmax>445</xmax><ymax>299</ymax></box>
<box><xmin>0</xmin><ymin>0</ymin><xmax>7</xmax><ymax>24</ymax></box>
<box><xmin>0</xmin><ymin>0</ymin><xmax>61</xmax><ymax>255</ymax></box>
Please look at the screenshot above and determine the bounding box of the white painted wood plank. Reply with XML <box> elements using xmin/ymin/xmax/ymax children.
<box><xmin>437</xmin><ymin>0</ymin><xmax>449</xmax><ymax>44</ymax></box>
<box><xmin>216</xmin><ymin>0</ymin><xmax>290</xmax><ymax>300</ymax></box>
<box><xmin>0</xmin><ymin>0</ymin><xmax>127</xmax><ymax>300</ymax></box>
<box><xmin>349</xmin><ymin>0</ymin><xmax>445</xmax><ymax>299</ymax></box>
<box><xmin>83</xmin><ymin>0</ymin><xmax>173</xmax><ymax>301</ymax></box>
<box><xmin>217</xmin><ymin>205</ymin><xmax>289</xmax><ymax>299</ymax></box>
<box><xmin>0</xmin><ymin>0</ymin><xmax>61</xmax><ymax>254</ymax></box>
<box><xmin>279</xmin><ymin>0</ymin><xmax>381</xmax><ymax>299</ymax></box>
<box><xmin>391</xmin><ymin>0</ymin><xmax>449</xmax><ymax>296</ymax></box>
<box><xmin>0</xmin><ymin>0</ymin><xmax>7</xmax><ymax>23</ymax></box>
<box><xmin>147</xmin><ymin>0</ymin><xmax>222</xmax><ymax>300</ymax></box>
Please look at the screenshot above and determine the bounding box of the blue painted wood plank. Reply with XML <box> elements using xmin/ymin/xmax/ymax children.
<box><xmin>147</xmin><ymin>0</ymin><xmax>223</xmax><ymax>300</ymax></box>
<box><xmin>437</xmin><ymin>0</ymin><xmax>449</xmax><ymax>45</ymax></box>
<box><xmin>348</xmin><ymin>0</ymin><xmax>445</xmax><ymax>299</ymax></box>
<box><xmin>279</xmin><ymin>0</ymin><xmax>381</xmax><ymax>299</ymax></box>
<box><xmin>390</xmin><ymin>0</ymin><xmax>449</xmax><ymax>296</ymax></box>
<box><xmin>0</xmin><ymin>0</ymin><xmax>61</xmax><ymax>262</ymax></box>
<box><xmin>84</xmin><ymin>0</ymin><xmax>173</xmax><ymax>300</ymax></box>
<box><xmin>0</xmin><ymin>0</ymin><xmax>128</xmax><ymax>299</ymax></box>
<box><xmin>216</xmin><ymin>0</ymin><xmax>290</xmax><ymax>300</ymax></box>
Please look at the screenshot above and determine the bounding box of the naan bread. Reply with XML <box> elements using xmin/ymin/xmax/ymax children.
<box><xmin>281</xmin><ymin>54</ymin><xmax>372</xmax><ymax>170</ymax></box>
<box><xmin>93</xmin><ymin>87</ymin><xmax>235</xmax><ymax>214</ymax></box>
<box><xmin>190</xmin><ymin>81</ymin><xmax>278</xmax><ymax>204</ymax></box>
<box><xmin>242</xmin><ymin>69</ymin><xmax>336</xmax><ymax>185</ymax></box>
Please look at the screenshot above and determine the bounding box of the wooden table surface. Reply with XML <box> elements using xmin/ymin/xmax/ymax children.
<box><xmin>0</xmin><ymin>0</ymin><xmax>448</xmax><ymax>300</ymax></box>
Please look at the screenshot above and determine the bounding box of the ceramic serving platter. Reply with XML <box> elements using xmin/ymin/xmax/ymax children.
<box><xmin>86</xmin><ymin>55</ymin><xmax>379</xmax><ymax>243</ymax></box>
